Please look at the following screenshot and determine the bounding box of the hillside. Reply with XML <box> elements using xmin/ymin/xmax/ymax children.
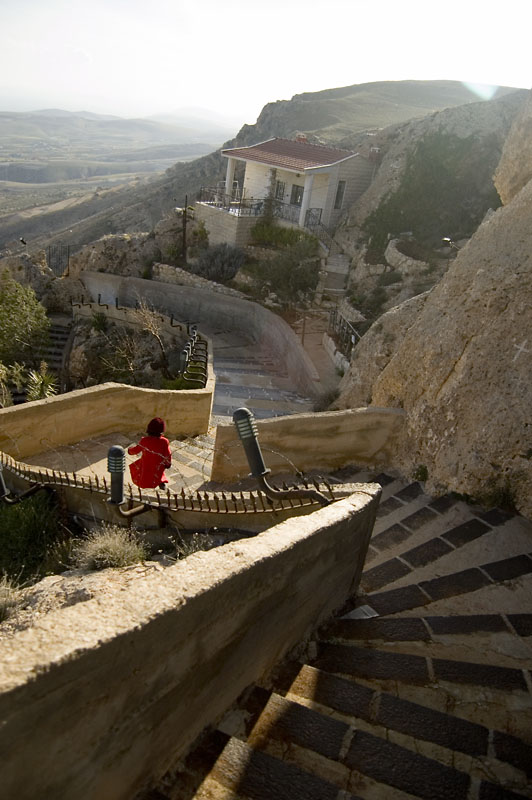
<box><xmin>336</xmin><ymin>90</ymin><xmax>532</xmax><ymax>518</ymax></box>
<box><xmin>0</xmin><ymin>80</ymin><xmax>522</xmax><ymax>252</ymax></box>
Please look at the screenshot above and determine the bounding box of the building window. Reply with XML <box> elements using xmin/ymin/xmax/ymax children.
<box><xmin>290</xmin><ymin>184</ymin><xmax>304</xmax><ymax>206</ymax></box>
<box><xmin>334</xmin><ymin>180</ymin><xmax>346</xmax><ymax>210</ymax></box>
<box><xmin>275</xmin><ymin>180</ymin><xmax>285</xmax><ymax>200</ymax></box>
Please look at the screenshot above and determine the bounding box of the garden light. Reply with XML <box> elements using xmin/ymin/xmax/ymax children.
<box><xmin>107</xmin><ymin>445</ymin><xmax>126</xmax><ymax>505</ymax></box>
<box><xmin>232</xmin><ymin>407</ymin><xmax>330</xmax><ymax>507</ymax></box>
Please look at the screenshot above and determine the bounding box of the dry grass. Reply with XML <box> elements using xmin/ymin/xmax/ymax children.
<box><xmin>0</xmin><ymin>575</ymin><xmax>21</xmax><ymax>622</ymax></box>
<box><xmin>73</xmin><ymin>524</ymin><xmax>147</xmax><ymax>571</ymax></box>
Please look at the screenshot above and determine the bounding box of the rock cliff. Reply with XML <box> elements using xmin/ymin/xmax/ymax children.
<box><xmin>337</xmin><ymin>91</ymin><xmax>532</xmax><ymax>518</ymax></box>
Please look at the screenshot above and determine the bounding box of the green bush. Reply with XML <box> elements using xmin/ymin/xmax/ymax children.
<box><xmin>377</xmin><ymin>270</ymin><xmax>402</xmax><ymax>287</ymax></box>
<box><xmin>0</xmin><ymin>272</ymin><xmax>50</xmax><ymax>366</ymax></box>
<box><xmin>0</xmin><ymin>491</ymin><xmax>61</xmax><ymax>581</ymax></box>
<box><xmin>251</xmin><ymin>221</ymin><xmax>306</xmax><ymax>248</ymax></box>
<box><xmin>363</xmin><ymin>131</ymin><xmax>502</xmax><ymax>261</ymax></box>
<box><xmin>72</xmin><ymin>524</ymin><xmax>147</xmax><ymax>571</ymax></box>
<box><xmin>192</xmin><ymin>243</ymin><xmax>246</xmax><ymax>282</ymax></box>
<box><xmin>91</xmin><ymin>312</ymin><xmax>108</xmax><ymax>332</ymax></box>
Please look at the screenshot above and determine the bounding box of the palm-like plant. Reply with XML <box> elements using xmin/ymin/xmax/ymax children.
<box><xmin>25</xmin><ymin>362</ymin><xmax>57</xmax><ymax>401</ymax></box>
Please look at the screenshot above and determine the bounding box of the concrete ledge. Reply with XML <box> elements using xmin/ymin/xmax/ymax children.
<box><xmin>211</xmin><ymin>406</ymin><xmax>405</xmax><ymax>481</ymax></box>
<box><xmin>0</xmin><ymin>377</ymin><xmax>214</xmax><ymax>460</ymax></box>
<box><xmin>0</xmin><ymin>489</ymin><xmax>380</xmax><ymax>800</ymax></box>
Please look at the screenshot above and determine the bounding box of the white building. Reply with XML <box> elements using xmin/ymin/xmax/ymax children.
<box><xmin>195</xmin><ymin>136</ymin><xmax>375</xmax><ymax>248</ymax></box>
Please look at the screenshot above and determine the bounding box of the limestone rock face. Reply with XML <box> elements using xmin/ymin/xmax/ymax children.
<box><xmin>346</xmin><ymin>182</ymin><xmax>531</xmax><ymax>516</ymax></box>
<box><xmin>337</xmin><ymin>293</ymin><xmax>429</xmax><ymax>409</ymax></box>
<box><xmin>337</xmin><ymin>90</ymin><xmax>532</xmax><ymax>517</ymax></box>
<box><xmin>344</xmin><ymin>90</ymin><xmax>527</xmax><ymax>231</ymax></box>
<box><xmin>0</xmin><ymin>250</ymin><xmax>54</xmax><ymax>296</ymax></box>
<box><xmin>494</xmin><ymin>91</ymin><xmax>532</xmax><ymax>204</ymax></box>
<box><xmin>68</xmin><ymin>233</ymin><xmax>154</xmax><ymax>279</ymax></box>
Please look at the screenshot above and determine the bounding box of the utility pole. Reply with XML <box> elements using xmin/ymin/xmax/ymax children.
<box><xmin>182</xmin><ymin>194</ymin><xmax>188</xmax><ymax>263</ymax></box>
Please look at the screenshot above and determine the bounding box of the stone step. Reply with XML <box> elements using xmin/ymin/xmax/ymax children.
<box><xmin>328</xmin><ymin>614</ymin><xmax>532</xmax><ymax>642</ymax></box>
<box><xmin>354</xmin><ymin>553</ymin><xmax>532</xmax><ymax>618</ymax></box>
<box><xmin>245</xmin><ymin>691</ymin><xmax>493</xmax><ymax>800</ymax></box>
<box><xmin>313</xmin><ymin>641</ymin><xmax>531</xmax><ymax>694</ymax></box>
<box><xmin>287</xmin><ymin>663</ymin><xmax>532</xmax><ymax>777</ymax></box>
<box><xmin>362</xmin><ymin>521</ymin><xmax>513</xmax><ymax>593</ymax></box>
<box><xmin>194</xmin><ymin>735</ymin><xmax>353</xmax><ymax>800</ymax></box>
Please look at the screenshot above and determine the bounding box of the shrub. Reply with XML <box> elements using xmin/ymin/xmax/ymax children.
<box><xmin>0</xmin><ymin>575</ymin><xmax>21</xmax><ymax>622</ymax></box>
<box><xmin>0</xmin><ymin>491</ymin><xmax>61</xmax><ymax>581</ymax></box>
<box><xmin>26</xmin><ymin>361</ymin><xmax>57</xmax><ymax>401</ymax></box>
<box><xmin>251</xmin><ymin>221</ymin><xmax>305</xmax><ymax>248</ymax></box>
<box><xmin>0</xmin><ymin>272</ymin><xmax>50</xmax><ymax>366</ymax></box>
<box><xmin>192</xmin><ymin>243</ymin><xmax>246</xmax><ymax>282</ymax></box>
<box><xmin>91</xmin><ymin>312</ymin><xmax>108</xmax><ymax>332</ymax></box>
<box><xmin>72</xmin><ymin>524</ymin><xmax>147</xmax><ymax>571</ymax></box>
<box><xmin>377</xmin><ymin>270</ymin><xmax>402</xmax><ymax>287</ymax></box>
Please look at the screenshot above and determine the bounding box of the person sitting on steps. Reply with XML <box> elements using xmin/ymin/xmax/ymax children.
<box><xmin>128</xmin><ymin>417</ymin><xmax>171</xmax><ymax>490</ymax></box>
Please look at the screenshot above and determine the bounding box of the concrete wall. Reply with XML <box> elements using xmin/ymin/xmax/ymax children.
<box><xmin>194</xmin><ymin>203</ymin><xmax>259</xmax><ymax>247</ymax></box>
<box><xmin>81</xmin><ymin>273</ymin><xmax>321</xmax><ymax>397</ymax></box>
<box><xmin>0</xmin><ymin>379</ymin><xmax>214</xmax><ymax>460</ymax></box>
<box><xmin>0</xmin><ymin>490</ymin><xmax>380</xmax><ymax>800</ymax></box>
<box><xmin>211</xmin><ymin>406</ymin><xmax>405</xmax><ymax>481</ymax></box>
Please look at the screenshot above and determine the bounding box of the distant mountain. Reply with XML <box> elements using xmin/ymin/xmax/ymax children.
<box><xmin>31</xmin><ymin>109</ymin><xmax>121</xmax><ymax>121</ymax></box>
<box><xmin>0</xmin><ymin>110</ymin><xmax>227</xmax><ymax>148</ymax></box>
<box><xmin>235</xmin><ymin>79</ymin><xmax>520</xmax><ymax>145</ymax></box>
<box><xmin>148</xmin><ymin>107</ymin><xmax>241</xmax><ymax>140</ymax></box>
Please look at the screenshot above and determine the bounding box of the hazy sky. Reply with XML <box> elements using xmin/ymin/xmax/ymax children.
<box><xmin>1</xmin><ymin>0</ymin><xmax>530</xmax><ymax>125</ymax></box>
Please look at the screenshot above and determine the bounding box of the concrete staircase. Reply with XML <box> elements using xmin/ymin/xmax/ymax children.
<box><xmin>148</xmin><ymin>472</ymin><xmax>532</xmax><ymax>800</ymax></box>
<box><xmin>316</xmin><ymin>246</ymin><xmax>351</xmax><ymax>303</ymax></box>
<box><xmin>40</xmin><ymin>316</ymin><xmax>73</xmax><ymax>390</ymax></box>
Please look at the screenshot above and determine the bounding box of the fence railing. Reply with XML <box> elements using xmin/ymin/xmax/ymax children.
<box><xmin>198</xmin><ymin>187</ymin><xmax>336</xmax><ymax>250</ymax></box>
<box><xmin>328</xmin><ymin>308</ymin><xmax>363</xmax><ymax>360</ymax></box>
<box><xmin>197</xmin><ymin>188</ymin><xmax>264</xmax><ymax>216</ymax></box>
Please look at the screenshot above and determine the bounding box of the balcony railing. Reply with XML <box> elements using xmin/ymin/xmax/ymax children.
<box><xmin>197</xmin><ymin>187</ymin><xmax>264</xmax><ymax>216</ymax></box>
<box><xmin>197</xmin><ymin>187</ymin><xmax>335</xmax><ymax>248</ymax></box>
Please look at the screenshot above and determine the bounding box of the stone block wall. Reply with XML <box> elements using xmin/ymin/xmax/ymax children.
<box><xmin>0</xmin><ymin>490</ymin><xmax>380</xmax><ymax>800</ymax></box>
<box><xmin>194</xmin><ymin>203</ymin><xmax>259</xmax><ymax>247</ymax></box>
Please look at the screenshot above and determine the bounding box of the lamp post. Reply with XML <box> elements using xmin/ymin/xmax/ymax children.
<box><xmin>232</xmin><ymin>408</ymin><xmax>330</xmax><ymax>507</ymax></box>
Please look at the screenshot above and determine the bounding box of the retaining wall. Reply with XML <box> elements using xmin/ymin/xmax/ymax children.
<box><xmin>194</xmin><ymin>203</ymin><xmax>259</xmax><ymax>247</ymax></box>
<box><xmin>0</xmin><ymin>378</ymin><xmax>214</xmax><ymax>460</ymax></box>
<box><xmin>211</xmin><ymin>406</ymin><xmax>405</xmax><ymax>481</ymax></box>
<box><xmin>80</xmin><ymin>272</ymin><xmax>321</xmax><ymax>397</ymax></box>
<box><xmin>0</xmin><ymin>489</ymin><xmax>380</xmax><ymax>800</ymax></box>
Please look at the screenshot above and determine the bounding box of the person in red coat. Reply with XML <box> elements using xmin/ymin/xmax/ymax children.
<box><xmin>128</xmin><ymin>417</ymin><xmax>171</xmax><ymax>489</ymax></box>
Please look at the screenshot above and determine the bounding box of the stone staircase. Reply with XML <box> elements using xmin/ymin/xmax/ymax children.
<box><xmin>145</xmin><ymin>472</ymin><xmax>532</xmax><ymax>800</ymax></box>
<box><xmin>40</xmin><ymin>316</ymin><xmax>73</xmax><ymax>390</ymax></box>
<box><xmin>316</xmin><ymin>248</ymin><xmax>351</xmax><ymax>303</ymax></box>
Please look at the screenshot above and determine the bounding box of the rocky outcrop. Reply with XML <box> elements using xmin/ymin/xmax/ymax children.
<box><xmin>343</xmin><ymin>89</ymin><xmax>527</xmax><ymax>232</ymax></box>
<box><xmin>337</xmin><ymin>292</ymin><xmax>429</xmax><ymax>408</ymax></box>
<box><xmin>337</xmin><ymin>91</ymin><xmax>532</xmax><ymax>518</ymax></box>
<box><xmin>494</xmin><ymin>92</ymin><xmax>532</xmax><ymax>204</ymax></box>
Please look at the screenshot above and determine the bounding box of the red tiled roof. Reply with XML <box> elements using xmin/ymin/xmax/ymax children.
<box><xmin>222</xmin><ymin>138</ymin><xmax>356</xmax><ymax>171</ymax></box>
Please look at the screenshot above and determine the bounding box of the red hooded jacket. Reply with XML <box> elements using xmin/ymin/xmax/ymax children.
<box><xmin>128</xmin><ymin>434</ymin><xmax>171</xmax><ymax>488</ymax></box>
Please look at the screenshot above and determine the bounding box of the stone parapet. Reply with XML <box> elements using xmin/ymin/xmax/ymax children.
<box><xmin>0</xmin><ymin>378</ymin><xmax>214</xmax><ymax>460</ymax></box>
<box><xmin>0</xmin><ymin>489</ymin><xmax>380</xmax><ymax>800</ymax></box>
<box><xmin>211</xmin><ymin>407</ymin><xmax>405</xmax><ymax>481</ymax></box>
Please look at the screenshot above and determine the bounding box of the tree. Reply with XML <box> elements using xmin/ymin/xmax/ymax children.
<box><xmin>0</xmin><ymin>272</ymin><xmax>50</xmax><ymax>366</ymax></box>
